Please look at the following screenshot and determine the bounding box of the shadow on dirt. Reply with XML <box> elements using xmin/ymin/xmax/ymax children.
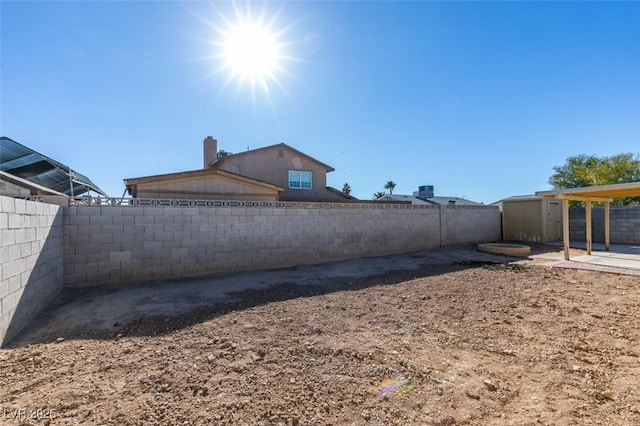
<box><xmin>122</xmin><ymin>262</ymin><xmax>530</xmax><ymax>337</ymax></box>
<box><xmin>8</xmin><ymin>258</ymin><xmax>533</xmax><ymax>348</ymax></box>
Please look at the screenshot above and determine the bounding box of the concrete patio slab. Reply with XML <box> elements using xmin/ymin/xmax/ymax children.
<box><xmin>531</xmin><ymin>241</ymin><xmax>640</xmax><ymax>275</ymax></box>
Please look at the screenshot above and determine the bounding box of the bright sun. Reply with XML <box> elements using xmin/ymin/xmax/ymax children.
<box><xmin>212</xmin><ymin>5</ymin><xmax>289</xmax><ymax>95</ymax></box>
<box><xmin>222</xmin><ymin>22</ymin><xmax>279</xmax><ymax>83</ymax></box>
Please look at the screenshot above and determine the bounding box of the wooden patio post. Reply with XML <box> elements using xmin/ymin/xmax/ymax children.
<box><xmin>585</xmin><ymin>199</ymin><xmax>592</xmax><ymax>255</ymax></box>
<box><xmin>604</xmin><ymin>201</ymin><xmax>610</xmax><ymax>251</ymax></box>
<box><xmin>562</xmin><ymin>198</ymin><xmax>570</xmax><ymax>260</ymax></box>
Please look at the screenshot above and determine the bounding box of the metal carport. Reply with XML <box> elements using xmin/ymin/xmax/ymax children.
<box><xmin>1</xmin><ymin>137</ymin><xmax>107</xmax><ymax>197</ymax></box>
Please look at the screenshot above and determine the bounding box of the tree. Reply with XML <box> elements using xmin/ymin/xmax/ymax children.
<box><xmin>372</xmin><ymin>191</ymin><xmax>386</xmax><ymax>200</ymax></box>
<box><xmin>342</xmin><ymin>183</ymin><xmax>351</xmax><ymax>196</ymax></box>
<box><xmin>549</xmin><ymin>153</ymin><xmax>640</xmax><ymax>205</ymax></box>
<box><xmin>384</xmin><ymin>181</ymin><xmax>397</xmax><ymax>195</ymax></box>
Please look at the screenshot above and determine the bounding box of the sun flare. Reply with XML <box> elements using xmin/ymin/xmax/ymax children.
<box><xmin>211</xmin><ymin>5</ymin><xmax>290</xmax><ymax>95</ymax></box>
<box><xmin>222</xmin><ymin>22</ymin><xmax>279</xmax><ymax>83</ymax></box>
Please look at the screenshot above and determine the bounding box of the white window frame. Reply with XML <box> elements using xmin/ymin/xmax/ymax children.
<box><xmin>288</xmin><ymin>170</ymin><xmax>312</xmax><ymax>190</ymax></box>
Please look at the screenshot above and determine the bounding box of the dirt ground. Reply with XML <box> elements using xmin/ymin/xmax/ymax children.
<box><xmin>1</xmin><ymin>258</ymin><xmax>639</xmax><ymax>425</ymax></box>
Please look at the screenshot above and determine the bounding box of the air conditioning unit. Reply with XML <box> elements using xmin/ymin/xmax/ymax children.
<box><xmin>417</xmin><ymin>185</ymin><xmax>434</xmax><ymax>198</ymax></box>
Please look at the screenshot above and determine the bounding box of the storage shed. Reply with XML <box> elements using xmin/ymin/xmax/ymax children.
<box><xmin>499</xmin><ymin>195</ymin><xmax>562</xmax><ymax>243</ymax></box>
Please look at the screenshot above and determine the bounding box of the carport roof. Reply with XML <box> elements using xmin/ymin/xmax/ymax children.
<box><xmin>536</xmin><ymin>182</ymin><xmax>640</xmax><ymax>200</ymax></box>
<box><xmin>536</xmin><ymin>182</ymin><xmax>640</xmax><ymax>261</ymax></box>
<box><xmin>1</xmin><ymin>136</ymin><xmax>107</xmax><ymax>197</ymax></box>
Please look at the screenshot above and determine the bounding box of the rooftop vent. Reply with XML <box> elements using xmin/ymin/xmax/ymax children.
<box><xmin>415</xmin><ymin>185</ymin><xmax>434</xmax><ymax>199</ymax></box>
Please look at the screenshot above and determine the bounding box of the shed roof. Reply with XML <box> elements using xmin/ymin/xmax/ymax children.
<box><xmin>0</xmin><ymin>137</ymin><xmax>107</xmax><ymax>196</ymax></box>
<box><xmin>495</xmin><ymin>195</ymin><xmax>545</xmax><ymax>203</ymax></box>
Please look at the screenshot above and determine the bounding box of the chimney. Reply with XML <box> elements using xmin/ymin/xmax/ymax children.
<box><xmin>203</xmin><ymin>136</ymin><xmax>217</xmax><ymax>169</ymax></box>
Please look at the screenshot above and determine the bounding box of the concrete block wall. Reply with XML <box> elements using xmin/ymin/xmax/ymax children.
<box><xmin>441</xmin><ymin>206</ymin><xmax>502</xmax><ymax>246</ymax></box>
<box><xmin>64</xmin><ymin>204</ymin><xmax>501</xmax><ymax>288</ymax></box>
<box><xmin>1</xmin><ymin>195</ymin><xmax>63</xmax><ymax>346</ymax></box>
<box><xmin>569</xmin><ymin>206</ymin><xmax>640</xmax><ymax>245</ymax></box>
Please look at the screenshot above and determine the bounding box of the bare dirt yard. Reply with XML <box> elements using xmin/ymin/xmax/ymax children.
<box><xmin>1</xmin><ymin>259</ymin><xmax>640</xmax><ymax>425</ymax></box>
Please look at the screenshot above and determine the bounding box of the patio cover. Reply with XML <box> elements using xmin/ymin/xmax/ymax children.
<box><xmin>0</xmin><ymin>137</ymin><xmax>107</xmax><ymax>197</ymax></box>
<box><xmin>536</xmin><ymin>182</ymin><xmax>640</xmax><ymax>260</ymax></box>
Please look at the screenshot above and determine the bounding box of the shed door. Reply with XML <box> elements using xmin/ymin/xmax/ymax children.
<box><xmin>547</xmin><ymin>201</ymin><xmax>561</xmax><ymax>241</ymax></box>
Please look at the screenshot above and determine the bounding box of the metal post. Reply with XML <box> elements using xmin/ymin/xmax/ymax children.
<box><xmin>69</xmin><ymin>168</ymin><xmax>74</xmax><ymax>197</ymax></box>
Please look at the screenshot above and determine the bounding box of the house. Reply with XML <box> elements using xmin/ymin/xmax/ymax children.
<box><xmin>376</xmin><ymin>194</ymin><xmax>431</xmax><ymax>205</ymax></box>
<box><xmin>377</xmin><ymin>185</ymin><xmax>482</xmax><ymax>206</ymax></box>
<box><xmin>123</xmin><ymin>168</ymin><xmax>283</xmax><ymax>201</ymax></box>
<box><xmin>123</xmin><ymin>137</ymin><xmax>356</xmax><ymax>202</ymax></box>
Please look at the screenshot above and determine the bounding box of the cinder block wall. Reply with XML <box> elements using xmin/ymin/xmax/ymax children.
<box><xmin>64</xmin><ymin>204</ymin><xmax>500</xmax><ymax>288</ymax></box>
<box><xmin>1</xmin><ymin>196</ymin><xmax>63</xmax><ymax>346</ymax></box>
<box><xmin>569</xmin><ymin>206</ymin><xmax>640</xmax><ymax>245</ymax></box>
<box><xmin>442</xmin><ymin>206</ymin><xmax>502</xmax><ymax>246</ymax></box>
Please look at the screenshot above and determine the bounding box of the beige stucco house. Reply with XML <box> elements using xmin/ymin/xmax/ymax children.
<box><xmin>123</xmin><ymin>168</ymin><xmax>282</xmax><ymax>201</ymax></box>
<box><xmin>123</xmin><ymin>137</ymin><xmax>355</xmax><ymax>202</ymax></box>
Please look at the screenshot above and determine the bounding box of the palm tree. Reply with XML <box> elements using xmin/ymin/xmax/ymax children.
<box><xmin>342</xmin><ymin>183</ymin><xmax>352</xmax><ymax>195</ymax></box>
<box><xmin>372</xmin><ymin>191</ymin><xmax>386</xmax><ymax>200</ymax></box>
<box><xmin>384</xmin><ymin>181</ymin><xmax>397</xmax><ymax>195</ymax></box>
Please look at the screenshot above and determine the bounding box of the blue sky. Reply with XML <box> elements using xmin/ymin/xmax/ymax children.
<box><xmin>2</xmin><ymin>1</ymin><xmax>639</xmax><ymax>203</ymax></box>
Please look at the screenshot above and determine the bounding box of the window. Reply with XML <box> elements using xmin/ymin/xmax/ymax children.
<box><xmin>289</xmin><ymin>171</ymin><xmax>312</xmax><ymax>189</ymax></box>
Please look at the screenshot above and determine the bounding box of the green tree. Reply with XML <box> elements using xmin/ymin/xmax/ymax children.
<box><xmin>384</xmin><ymin>181</ymin><xmax>397</xmax><ymax>195</ymax></box>
<box><xmin>549</xmin><ymin>153</ymin><xmax>640</xmax><ymax>205</ymax></box>
<box><xmin>342</xmin><ymin>183</ymin><xmax>351</xmax><ymax>195</ymax></box>
<box><xmin>372</xmin><ymin>191</ymin><xmax>386</xmax><ymax>200</ymax></box>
